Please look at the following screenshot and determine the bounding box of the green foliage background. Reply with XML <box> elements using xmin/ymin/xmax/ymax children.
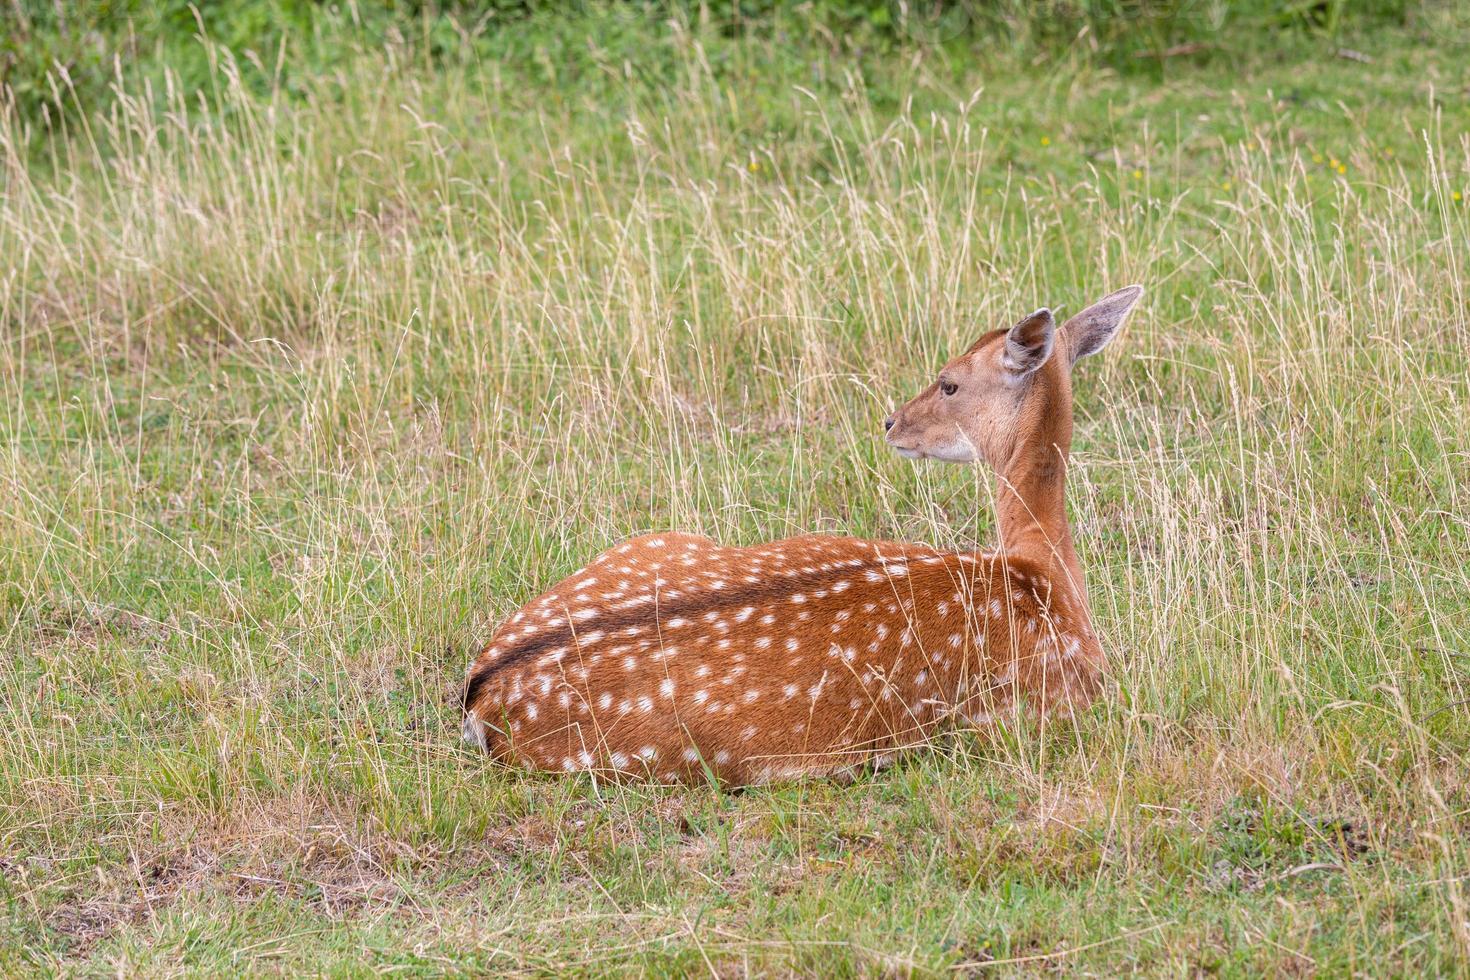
<box><xmin>1</xmin><ymin>0</ymin><xmax>1429</xmax><ymax>125</ymax></box>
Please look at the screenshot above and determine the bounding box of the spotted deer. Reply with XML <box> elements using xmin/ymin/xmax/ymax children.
<box><xmin>462</xmin><ymin>286</ymin><xmax>1144</xmax><ymax>785</ymax></box>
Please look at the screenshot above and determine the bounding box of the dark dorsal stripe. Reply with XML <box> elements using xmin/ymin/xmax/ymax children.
<box><xmin>463</xmin><ymin>548</ymin><xmax>1003</xmax><ymax>715</ymax></box>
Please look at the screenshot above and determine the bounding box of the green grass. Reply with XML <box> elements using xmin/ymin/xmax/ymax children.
<box><xmin>3</xmin><ymin>3</ymin><xmax>1470</xmax><ymax>974</ymax></box>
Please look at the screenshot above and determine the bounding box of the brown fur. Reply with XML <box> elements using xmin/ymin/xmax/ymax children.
<box><xmin>462</xmin><ymin>286</ymin><xmax>1144</xmax><ymax>786</ymax></box>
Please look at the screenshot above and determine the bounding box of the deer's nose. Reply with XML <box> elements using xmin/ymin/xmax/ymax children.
<box><xmin>884</xmin><ymin>416</ymin><xmax>896</xmax><ymax>432</ymax></box>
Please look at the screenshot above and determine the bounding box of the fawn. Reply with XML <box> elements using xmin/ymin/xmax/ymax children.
<box><xmin>462</xmin><ymin>286</ymin><xmax>1143</xmax><ymax>785</ymax></box>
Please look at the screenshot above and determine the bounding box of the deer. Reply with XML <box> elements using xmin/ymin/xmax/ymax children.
<box><xmin>461</xmin><ymin>285</ymin><xmax>1143</xmax><ymax>786</ymax></box>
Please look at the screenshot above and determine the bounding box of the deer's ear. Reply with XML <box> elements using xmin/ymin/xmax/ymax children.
<box><xmin>1003</xmin><ymin>308</ymin><xmax>1055</xmax><ymax>375</ymax></box>
<box><xmin>1062</xmin><ymin>285</ymin><xmax>1143</xmax><ymax>364</ymax></box>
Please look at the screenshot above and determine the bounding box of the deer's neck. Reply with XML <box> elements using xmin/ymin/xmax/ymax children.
<box><xmin>993</xmin><ymin>392</ymin><xmax>1087</xmax><ymax>607</ymax></box>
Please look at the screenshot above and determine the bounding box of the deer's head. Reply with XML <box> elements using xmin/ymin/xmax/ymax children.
<box><xmin>885</xmin><ymin>286</ymin><xmax>1143</xmax><ymax>468</ymax></box>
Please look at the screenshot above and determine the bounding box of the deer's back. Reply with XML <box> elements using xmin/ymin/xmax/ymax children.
<box><xmin>462</xmin><ymin>531</ymin><xmax>1100</xmax><ymax>784</ymax></box>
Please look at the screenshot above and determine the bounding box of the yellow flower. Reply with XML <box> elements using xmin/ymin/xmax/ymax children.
<box><xmin>1132</xmin><ymin>168</ymin><xmax>1143</xmax><ymax>179</ymax></box>
<box><xmin>748</xmin><ymin>160</ymin><xmax>761</xmax><ymax>173</ymax></box>
<box><xmin>1455</xmin><ymin>190</ymin><xmax>1464</xmax><ymax>202</ymax></box>
<box><xmin>1330</xmin><ymin>158</ymin><xmax>1340</xmax><ymax>168</ymax></box>
<box><xmin>1221</xmin><ymin>180</ymin><xmax>1232</xmax><ymax>190</ymax></box>
<box><xmin>1312</xmin><ymin>153</ymin><xmax>1324</xmax><ymax>164</ymax></box>
<box><xmin>1040</xmin><ymin>136</ymin><xmax>1051</xmax><ymax>146</ymax></box>
<box><xmin>1336</xmin><ymin>163</ymin><xmax>1347</xmax><ymax>174</ymax></box>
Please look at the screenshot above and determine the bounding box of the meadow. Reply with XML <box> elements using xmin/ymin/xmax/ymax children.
<box><xmin>2</xmin><ymin>3</ymin><xmax>1469</xmax><ymax>973</ymax></box>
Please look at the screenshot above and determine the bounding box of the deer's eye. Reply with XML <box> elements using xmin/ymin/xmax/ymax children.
<box><xmin>939</xmin><ymin>380</ymin><xmax>958</xmax><ymax>396</ymax></box>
